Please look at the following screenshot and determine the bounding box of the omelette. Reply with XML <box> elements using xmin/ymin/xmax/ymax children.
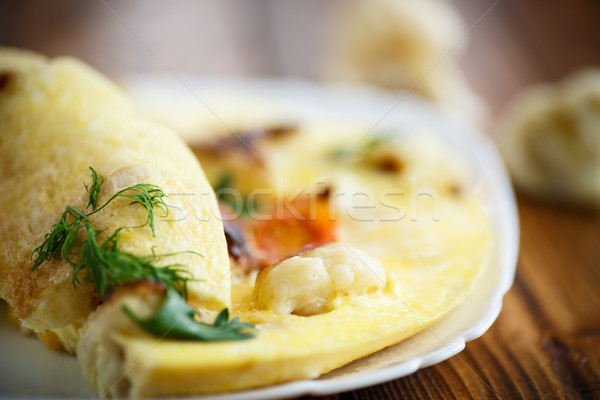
<box><xmin>0</xmin><ymin>48</ymin><xmax>494</xmax><ymax>397</ymax></box>
<box><xmin>0</xmin><ymin>48</ymin><xmax>230</xmax><ymax>349</ymax></box>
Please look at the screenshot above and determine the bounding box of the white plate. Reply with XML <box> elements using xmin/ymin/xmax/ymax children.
<box><xmin>0</xmin><ymin>79</ymin><xmax>519</xmax><ymax>399</ymax></box>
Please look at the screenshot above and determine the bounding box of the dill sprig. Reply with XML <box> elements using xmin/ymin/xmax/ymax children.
<box><xmin>71</xmin><ymin>221</ymin><xmax>193</xmax><ymax>299</ymax></box>
<box><xmin>30</xmin><ymin>169</ymin><xmax>168</xmax><ymax>273</ymax></box>
<box><xmin>30</xmin><ymin>169</ymin><xmax>181</xmax><ymax>296</ymax></box>
<box><xmin>30</xmin><ymin>167</ymin><xmax>255</xmax><ymax>341</ymax></box>
<box><xmin>90</xmin><ymin>183</ymin><xmax>168</xmax><ymax>235</ymax></box>
<box><xmin>84</xmin><ymin>166</ymin><xmax>104</xmax><ymax>210</ymax></box>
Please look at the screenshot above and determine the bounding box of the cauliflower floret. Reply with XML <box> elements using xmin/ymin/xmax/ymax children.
<box><xmin>498</xmin><ymin>68</ymin><xmax>600</xmax><ymax>206</ymax></box>
<box><xmin>253</xmin><ymin>243</ymin><xmax>387</xmax><ymax>316</ymax></box>
<box><xmin>307</xmin><ymin>243</ymin><xmax>387</xmax><ymax>297</ymax></box>
<box><xmin>253</xmin><ymin>256</ymin><xmax>333</xmax><ymax>316</ymax></box>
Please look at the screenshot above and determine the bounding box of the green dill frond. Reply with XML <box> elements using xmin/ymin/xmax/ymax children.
<box><xmin>30</xmin><ymin>207</ymin><xmax>83</xmax><ymax>272</ymax></box>
<box><xmin>90</xmin><ymin>183</ymin><xmax>168</xmax><ymax>236</ymax></box>
<box><xmin>30</xmin><ymin>210</ymin><xmax>69</xmax><ymax>271</ymax></box>
<box><xmin>84</xmin><ymin>167</ymin><xmax>104</xmax><ymax>210</ymax></box>
<box><xmin>72</xmin><ymin>223</ymin><xmax>194</xmax><ymax>299</ymax></box>
<box><xmin>115</xmin><ymin>184</ymin><xmax>168</xmax><ymax>235</ymax></box>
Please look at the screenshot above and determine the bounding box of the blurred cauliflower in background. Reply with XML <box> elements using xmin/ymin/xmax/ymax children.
<box><xmin>327</xmin><ymin>0</ymin><xmax>485</xmax><ymax>123</ymax></box>
<box><xmin>497</xmin><ymin>69</ymin><xmax>600</xmax><ymax>207</ymax></box>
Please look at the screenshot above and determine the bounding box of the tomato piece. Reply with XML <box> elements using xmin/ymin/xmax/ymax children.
<box><xmin>252</xmin><ymin>197</ymin><xmax>337</xmax><ymax>267</ymax></box>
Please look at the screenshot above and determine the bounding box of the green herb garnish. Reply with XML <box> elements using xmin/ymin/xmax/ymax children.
<box><xmin>70</xmin><ymin>220</ymin><xmax>193</xmax><ymax>299</ymax></box>
<box><xmin>30</xmin><ymin>167</ymin><xmax>255</xmax><ymax>342</ymax></box>
<box><xmin>30</xmin><ymin>170</ymin><xmax>169</xmax><ymax>275</ymax></box>
<box><xmin>214</xmin><ymin>173</ymin><xmax>257</xmax><ymax>216</ymax></box>
<box><xmin>214</xmin><ymin>173</ymin><xmax>236</xmax><ymax>211</ymax></box>
<box><xmin>124</xmin><ymin>288</ymin><xmax>255</xmax><ymax>341</ymax></box>
<box><xmin>329</xmin><ymin>132</ymin><xmax>395</xmax><ymax>161</ymax></box>
<box><xmin>84</xmin><ymin>166</ymin><xmax>104</xmax><ymax>210</ymax></box>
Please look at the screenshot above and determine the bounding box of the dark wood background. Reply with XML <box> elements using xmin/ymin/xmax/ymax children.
<box><xmin>1</xmin><ymin>1</ymin><xmax>600</xmax><ymax>399</ymax></box>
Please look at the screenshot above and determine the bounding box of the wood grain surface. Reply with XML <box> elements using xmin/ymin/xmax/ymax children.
<box><xmin>1</xmin><ymin>1</ymin><xmax>600</xmax><ymax>399</ymax></box>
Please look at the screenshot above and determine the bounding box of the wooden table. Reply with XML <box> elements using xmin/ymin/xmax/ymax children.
<box><xmin>1</xmin><ymin>1</ymin><xmax>600</xmax><ymax>398</ymax></box>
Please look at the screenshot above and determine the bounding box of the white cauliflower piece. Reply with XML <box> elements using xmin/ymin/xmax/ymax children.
<box><xmin>497</xmin><ymin>69</ymin><xmax>600</xmax><ymax>206</ymax></box>
<box><xmin>253</xmin><ymin>243</ymin><xmax>387</xmax><ymax>316</ymax></box>
<box><xmin>253</xmin><ymin>256</ymin><xmax>333</xmax><ymax>316</ymax></box>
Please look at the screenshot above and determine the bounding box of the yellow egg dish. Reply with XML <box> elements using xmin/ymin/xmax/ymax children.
<box><xmin>79</xmin><ymin>121</ymin><xmax>492</xmax><ymax>396</ymax></box>
<box><xmin>0</xmin><ymin>47</ymin><xmax>494</xmax><ymax>397</ymax></box>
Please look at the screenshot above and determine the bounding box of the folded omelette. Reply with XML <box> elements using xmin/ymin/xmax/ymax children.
<box><xmin>0</xmin><ymin>48</ymin><xmax>229</xmax><ymax>345</ymax></box>
<box><xmin>0</xmin><ymin>48</ymin><xmax>494</xmax><ymax>397</ymax></box>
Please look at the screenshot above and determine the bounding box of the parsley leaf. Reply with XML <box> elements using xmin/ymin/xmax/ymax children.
<box><xmin>123</xmin><ymin>289</ymin><xmax>255</xmax><ymax>341</ymax></box>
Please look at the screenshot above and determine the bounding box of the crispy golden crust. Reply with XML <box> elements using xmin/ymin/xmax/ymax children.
<box><xmin>3</xmin><ymin>260</ymin><xmax>99</xmax><ymax>329</ymax></box>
